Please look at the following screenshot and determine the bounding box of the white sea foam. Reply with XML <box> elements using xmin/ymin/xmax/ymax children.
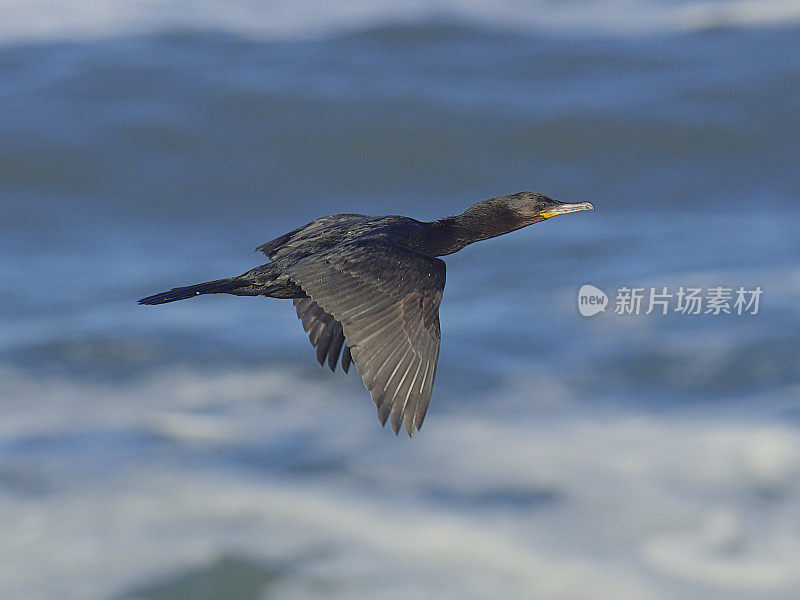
<box><xmin>0</xmin><ymin>0</ymin><xmax>799</xmax><ymax>44</ymax></box>
<box><xmin>2</xmin><ymin>365</ymin><xmax>800</xmax><ymax>598</ymax></box>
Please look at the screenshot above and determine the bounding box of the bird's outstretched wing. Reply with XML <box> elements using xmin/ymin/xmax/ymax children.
<box><xmin>288</xmin><ymin>239</ymin><xmax>445</xmax><ymax>436</ymax></box>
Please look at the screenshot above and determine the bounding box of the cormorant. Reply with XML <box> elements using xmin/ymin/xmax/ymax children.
<box><xmin>139</xmin><ymin>192</ymin><xmax>593</xmax><ymax>436</ymax></box>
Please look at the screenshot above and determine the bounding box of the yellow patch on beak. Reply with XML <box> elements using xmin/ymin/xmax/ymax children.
<box><xmin>540</xmin><ymin>201</ymin><xmax>595</xmax><ymax>219</ymax></box>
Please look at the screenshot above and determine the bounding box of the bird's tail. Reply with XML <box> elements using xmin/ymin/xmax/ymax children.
<box><xmin>138</xmin><ymin>278</ymin><xmax>245</xmax><ymax>305</ymax></box>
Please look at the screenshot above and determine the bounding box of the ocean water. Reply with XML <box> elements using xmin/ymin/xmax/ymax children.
<box><xmin>1</xmin><ymin>1</ymin><xmax>800</xmax><ymax>598</ymax></box>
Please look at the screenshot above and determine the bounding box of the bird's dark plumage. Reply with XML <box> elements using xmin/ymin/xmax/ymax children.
<box><xmin>139</xmin><ymin>192</ymin><xmax>593</xmax><ymax>436</ymax></box>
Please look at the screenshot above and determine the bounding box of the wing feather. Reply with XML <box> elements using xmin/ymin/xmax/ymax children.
<box><xmin>293</xmin><ymin>297</ymin><xmax>353</xmax><ymax>373</ymax></box>
<box><xmin>390</xmin><ymin>355</ymin><xmax>419</xmax><ymax>434</ymax></box>
<box><xmin>341</xmin><ymin>345</ymin><xmax>352</xmax><ymax>373</ymax></box>
<box><xmin>326</xmin><ymin>322</ymin><xmax>345</xmax><ymax>371</ymax></box>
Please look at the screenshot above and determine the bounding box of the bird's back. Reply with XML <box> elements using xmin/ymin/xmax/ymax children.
<box><xmin>256</xmin><ymin>213</ymin><xmax>418</xmax><ymax>264</ymax></box>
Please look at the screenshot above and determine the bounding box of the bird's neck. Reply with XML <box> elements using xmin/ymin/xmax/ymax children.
<box><xmin>413</xmin><ymin>209</ymin><xmax>523</xmax><ymax>256</ymax></box>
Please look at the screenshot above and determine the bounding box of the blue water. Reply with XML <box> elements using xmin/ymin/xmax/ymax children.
<box><xmin>1</xmin><ymin>3</ymin><xmax>800</xmax><ymax>598</ymax></box>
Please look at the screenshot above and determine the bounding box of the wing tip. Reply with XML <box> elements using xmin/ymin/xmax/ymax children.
<box><xmin>374</xmin><ymin>398</ymin><xmax>422</xmax><ymax>437</ymax></box>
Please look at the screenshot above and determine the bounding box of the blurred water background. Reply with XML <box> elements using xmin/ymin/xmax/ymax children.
<box><xmin>1</xmin><ymin>1</ymin><xmax>800</xmax><ymax>598</ymax></box>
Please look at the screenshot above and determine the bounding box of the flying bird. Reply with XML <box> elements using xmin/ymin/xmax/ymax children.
<box><xmin>139</xmin><ymin>192</ymin><xmax>593</xmax><ymax>436</ymax></box>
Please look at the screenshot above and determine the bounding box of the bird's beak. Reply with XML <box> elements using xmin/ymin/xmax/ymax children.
<box><xmin>540</xmin><ymin>201</ymin><xmax>595</xmax><ymax>220</ymax></box>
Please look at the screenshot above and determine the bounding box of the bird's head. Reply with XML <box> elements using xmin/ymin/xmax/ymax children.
<box><xmin>461</xmin><ymin>192</ymin><xmax>594</xmax><ymax>231</ymax></box>
<box><xmin>500</xmin><ymin>191</ymin><xmax>594</xmax><ymax>225</ymax></box>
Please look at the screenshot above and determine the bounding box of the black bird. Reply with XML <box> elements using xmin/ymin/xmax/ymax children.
<box><xmin>139</xmin><ymin>192</ymin><xmax>593</xmax><ymax>436</ymax></box>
